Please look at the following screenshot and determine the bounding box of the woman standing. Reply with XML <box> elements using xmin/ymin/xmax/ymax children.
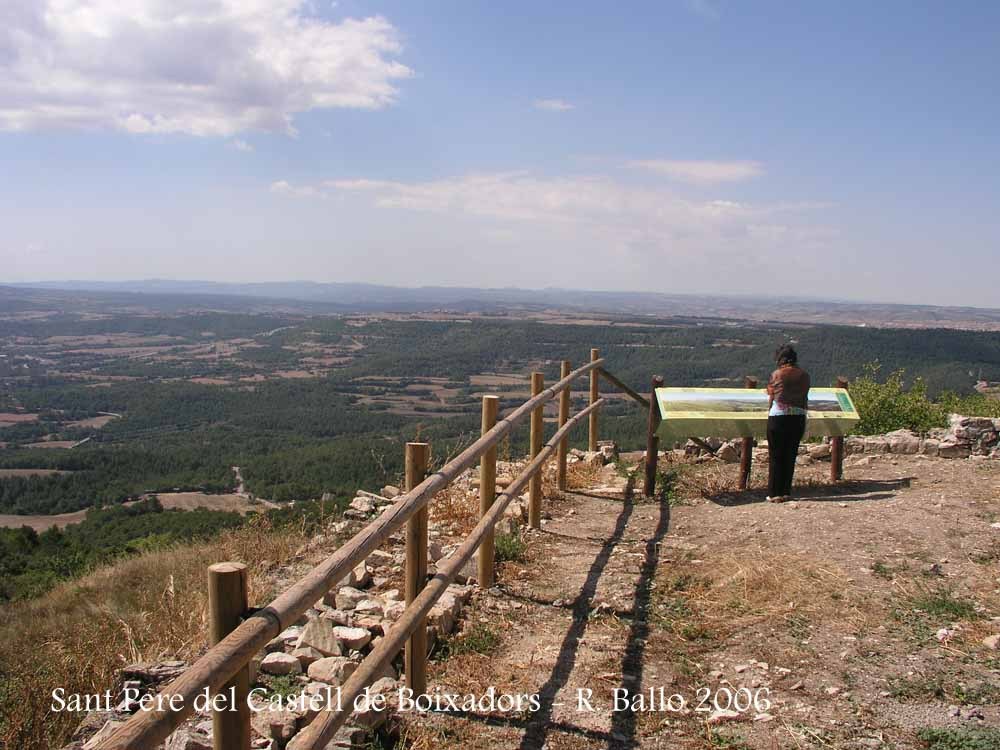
<box><xmin>766</xmin><ymin>344</ymin><xmax>810</xmax><ymax>502</ymax></box>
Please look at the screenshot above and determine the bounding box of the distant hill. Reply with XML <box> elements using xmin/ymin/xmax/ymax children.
<box><xmin>9</xmin><ymin>279</ymin><xmax>1000</xmax><ymax>330</ymax></box>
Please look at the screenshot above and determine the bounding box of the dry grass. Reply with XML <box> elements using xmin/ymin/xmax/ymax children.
<box><xmin>429</xmin><ymin>482</ymin><xmax>481</xmax><ymax>537</ymax></box>
<box><xmin>684</xmin><ymin>548</ymin><xmax>860</xmax><ymax>632</ymax></box>
<box><xmin>0</xmin><ymin>515</ymin><xmax>319</xmax><ymax>750</ymax></box>
<box><xmin>428</xmin><ymin>454</ymin><xmax>595</xmax><ymax>538</ymax></box>
<box><xmin>563</xmin><ymin>459</ymin><xmax>603</xmax><ymax>491</ymax></box>
<box><xmin>652</xmin><ymin>545</ymin><xmax>867</xmax><ymax>666</ymax></box>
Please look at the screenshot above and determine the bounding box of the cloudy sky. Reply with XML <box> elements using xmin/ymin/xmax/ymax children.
<box><xmin>2</xmin><ymin>1</ymin><xmax>998</xmax><ymax>306</ymax></box>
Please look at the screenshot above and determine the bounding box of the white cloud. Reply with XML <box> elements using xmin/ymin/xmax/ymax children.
<box><xmin>228</xmin><ymin>139</ymin><xmax>254</xmax><ymax>152</ymax></box>
<box><xmin>276</xmin><ymin>171</ymin><xmax>830</xmax><ymax>266</ymax></box>
<box><xmin>0</xmin><ymin>1</ymin><xmax>412</xmax><ymax>136</ymax></box>
<box><xmin>270</xmin><ymin>179</ymin><xmax>320</xmax><ymax>197</ymax></box>
<box><xmin>628</xmin><ymin>159</ymin><xmax>764</xmax><ymax>184</ymax></box>
<box><xmin>533</xmin><ymin>98</ymin><xmax>575</xmax><ymax>112</ymax></box>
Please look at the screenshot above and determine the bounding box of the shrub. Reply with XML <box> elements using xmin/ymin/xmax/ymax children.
<box><xmin>494</xmin><ymin>529</ymin><xmax>526</xmax><ymax>562</ymax></box>
<box><xmin>936</xmin><ymin>391</ymin><xmax>1000</xmax><ymax>419</ymax></box>
<box><xmin>917</xmin><ymin>726</ymin><xmax>1000</xmax><ymax>750</ymax></box>
<box><xmin>436</xmin><ymin>623</ymin><xmax>502</xmax><ymax>658</ymax></box>
<box><xmin>849</xmin><ymin>363</ymin><xmax>948</xmax><ymax>435</ymax></box>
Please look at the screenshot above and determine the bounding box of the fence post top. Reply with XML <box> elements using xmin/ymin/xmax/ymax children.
<box><xmin>482</xmin><ymin>394</ymin><xmax>500</xmax><ymax>403</ymax></box>
<box><xmin>406</xmin><ymin>441</ymin><xmax>430</xmax><ymax>448</ymax></box>
<box><xmin>209</xmin><ymin>562</ymin><xmax>247</xmax><ymax>574</ymax></box>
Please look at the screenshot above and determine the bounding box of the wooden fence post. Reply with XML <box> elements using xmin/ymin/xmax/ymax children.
<box><xmin>208</xmin><ymin>562</ymin><xmax>250</xmax><ymax>750</ymax></box>
<box><xmin>589</xmin><ymin>348</ymin><xmax>600</xmax><ymax>451</ymax></box>
<box><xmin>557</xmin><ymin>360</ymin><xmax>571</xmax><ymax>491</ymax></box>
<box><xmin>739</xmin><ymin>376</ymin><xmax>759</xmax><ymax>490</ymax></box>
<box><xmin>478</xmin><ymin>396</ymin><xmax>499</xmax><ymax>588</ymax></box>
<box><xmin>830</xmin><ymin>377</ymin><xmax>849</xmax><ymax>481</ymax></box>
<box><xmin>643</xmin><ymin>376</ymin><xmax>664</xmax><ymax>497</ymax></box>
<box><xmin>404</xmin><ymin>442</ymin><xmax>430</xmax><ymax>696</ymax></box>
<box><xmin>529</xmin><ymin>372</ymin><xmax>544</xmax><ymax>529</ymax></box>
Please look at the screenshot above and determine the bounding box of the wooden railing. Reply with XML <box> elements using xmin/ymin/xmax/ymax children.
<box><xmin>98</xmin><ymin>354</ymin><xmax>625</xmax><ymax>750</ymax></box>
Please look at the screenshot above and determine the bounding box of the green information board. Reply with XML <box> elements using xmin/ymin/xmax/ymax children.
<box><xmin>654</xmin><ymin>387</ymin><xmax>859</xmax><ymax>444</ymax></box>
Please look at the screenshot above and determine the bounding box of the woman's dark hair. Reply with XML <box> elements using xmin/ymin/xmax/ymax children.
<box><xmin>775</xmin><ymin>344</ymin><xmax>798</xmax><ymax>366</ymax></box>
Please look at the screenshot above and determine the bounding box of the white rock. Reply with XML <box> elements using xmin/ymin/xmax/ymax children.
<box><xmin>428</xmin><ymin>604</ymin><xmax>456</xmax><ymax>635</ymax></box>
<box><xmin>982</xmin><ymin>634</ymin><xmax>1000</xmax><ymax>649</ymax></box>
<box><xmin>864</xmin><ymin>437</ymin><xmax>891</xmax><ymax>454</ymax></box>
<box><xmin>808</xmin><ymin>443</ymin><xmax>832</xmax><ymax>460</ymax></box>
<box><xmin>307</xmin><ymin>656</ymin><xmax>357</xmax><ymax>685</ymax></box>
<box><xmin>446</xmin><ymin>583</ymin><xmax>474</xmax><ymax>604</ymax></box>
<box><xmin>250</xmin><ymin>704</ymin><xmax>299</xmax><ymax>745</ymax></box>
<box><xmin>383</xmin><ymin>601</ymin><xmax>406</xmax><ymax>622</ymax></box>
<box><xmin>335</xmin><ymin>586</ymin><xmax>368</xmax><ymax>610</ymax></box>
<box><xmin>333</xmin><ymin>625</ymin><xmax>371</xmax><ymax>651</ymax></box>
<box><xmin>355</xmin><ymin>599</ymin><xmax>384</xmax><ymax>618</ymax></box>
<box><xmin>266</xmin><ymin>625</ymin><xmax>302</xmax><ymax>652</ymax></box>
<box><xmin>296</xmin><ymin>618</ymin><xmax>342</xmax><ymax>657</ymax></box>
<box><xmin>938</xmin><ymin>441</ymin><xmax>972</xmax><ymax>459</ymax></box>
<box><xmin>291</xmin><ymin>646</ymin><xmax>323</xmax><ymax>668</ymax></box>
<box><xmin>716</xmin><ymin>442</ymin><xmax>740</xmax><ymax>463</ymax></box>
<box><xmin>366</xmin><ymin>550</ymin><xmax>395</xmax><ymax>568</ymax></box>
<box><xmin>260</xmin><ymin>652</ymin><xmax>302</xmax><ymax>676</ymax></box>
<box><xmin>885</xmin><ymin>429</ymin><xmax>922</xmax><ymax>454</ymax></box>
<box><xmin>332</xmin><ymin>562</ymin><xmax>372</xmax><ymax>593</ymax></box>
<box><xmin>349</xmin><ymin>496</ymin><xmax>376</xmax><ymax>514</ymax></box>
<box><xmin>320</xmin><ymin>608</ymin><xmax>352</xmax><ymax>626</ymax></box>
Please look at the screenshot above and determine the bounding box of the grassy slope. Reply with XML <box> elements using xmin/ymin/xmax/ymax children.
<box><xmin>0</xmin><ymin>514</ymin><xmax>326</xmax><ymax>750</ymax></box>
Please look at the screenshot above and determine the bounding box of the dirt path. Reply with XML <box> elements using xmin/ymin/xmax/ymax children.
<box><xmin>405</xmin><ymin>455</ymin><xmax>1000</xmax><ymax>749</ymax></box>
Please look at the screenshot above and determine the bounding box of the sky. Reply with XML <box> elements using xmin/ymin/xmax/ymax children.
<box><xmin>2</xmin><ymin>1</ymin><xmax>999</xmax><ymax>307</ymax></box>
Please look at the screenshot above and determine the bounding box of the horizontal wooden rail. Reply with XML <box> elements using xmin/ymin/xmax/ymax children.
<box><xmin>289</xmin><ymin>398</ymin><xmax>607</xmax><ymax>749</ymax></box>
<box><xmin>598</xmin><ymin>368</ymin><xmax>649</xmax><ymax>409</ymax></box>
<box><xmin>98</xmin><ymin>358</ymin><xmax>605</xmax><ymax>750</ymax></box>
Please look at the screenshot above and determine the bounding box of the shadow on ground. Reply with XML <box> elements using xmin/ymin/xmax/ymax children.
<box><xmin>512</xmin><ymin>490</ymin><xmax>672</xmax><ymax>750</ymax></box>
<box><xmin>704</xmin><ymin>478</ymin><xmax>913</xmax><ymax>507</ymax></box>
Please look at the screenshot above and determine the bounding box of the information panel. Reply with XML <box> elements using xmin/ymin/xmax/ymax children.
<box><xmin>654</xmin><ymin>387</ymin><xmax>859</xmax><ymax>444</ymax></box>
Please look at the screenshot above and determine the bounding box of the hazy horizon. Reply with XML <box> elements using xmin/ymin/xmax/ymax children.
<box><xmin>4</xmin><ymin>2</ymin><xmax>999</xmax><ymax>307</ymax></box>
<box><xmin>10</xmin><ymin>277</ymin><xmax>1000</xmax><ymax>315</ymax></box>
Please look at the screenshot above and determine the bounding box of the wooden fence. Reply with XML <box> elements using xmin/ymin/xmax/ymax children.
<box><xmin>98</xmin><ymin>353</ymin><xmax>633</xmax><ymax>750</ymax></box>
<box><xmin>96</xmin><ymin>359</ymin><xmax>849</xmax><ymax>749</ymax></box>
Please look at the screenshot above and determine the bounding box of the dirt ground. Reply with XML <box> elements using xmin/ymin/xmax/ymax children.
<box><xmin>402</xmin><ymin>453</ymin><xmax>1000</xmax><ymax>749</ymax></box>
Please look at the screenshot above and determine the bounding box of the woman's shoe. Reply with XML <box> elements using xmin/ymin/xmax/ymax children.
<box><xmin>767</xmin><ymin>495</ymin><xmax>785</xmax><ymax>503</ymax></box>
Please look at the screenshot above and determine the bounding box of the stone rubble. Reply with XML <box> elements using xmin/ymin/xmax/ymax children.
<box><xmin>62</xmin><ymin>460</ymin><xmax>529</xmax><ymax>750</ymax></box>
<box><xmin>683</xmin><ymin>413</ymin><xmax>999</xmax><ymax>464</ymax></box>
<box><xmin>840</xmin><ymin>415</ymin><xmax>999</xmax><ymax>459</ymax></box>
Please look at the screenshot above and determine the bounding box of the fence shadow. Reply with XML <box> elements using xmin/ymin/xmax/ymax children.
<box><xmin>704</xmin><ymin>478</ymin><xmax>913</xmax><ymax>507</ymax></box>
<box><xmin>609</xmin><ymin>493</ymin><xmax>671</xmax><ymax>749</ymax></box>
<box><xmin>516</xmin><ymin>490</ymin><xmax>671</xmax><ymax>750</ymax></box>
<box><xmin>516</xmin><ymin>496</ymin><xmax>635</xmax><ymax>750</ymax></box>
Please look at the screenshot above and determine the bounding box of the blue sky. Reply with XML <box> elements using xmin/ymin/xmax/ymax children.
<box><xmin>3</xmin><ymin>1</ymin><xmax>998</xmax><ymax>306</ymax></box>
